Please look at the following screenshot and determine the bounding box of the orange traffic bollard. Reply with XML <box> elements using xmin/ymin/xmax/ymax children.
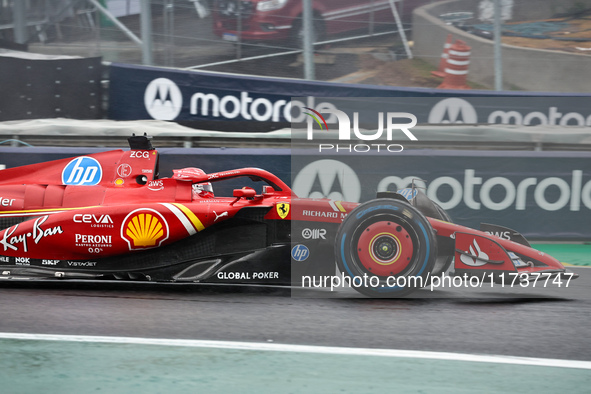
<box><xmin>431</xmin><ymin>34</ymin><xmax>453</xmax><ymax>78</ymax></box>
<box><xmin>438</xmin><ymin>39</ymin><xmax>471</xmax><ymax>89</ymax></box>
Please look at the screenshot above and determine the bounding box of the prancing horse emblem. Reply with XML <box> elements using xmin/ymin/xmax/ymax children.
<box><xmin>276</xmin><ymin>203</ymin><xmax>290</xmax><ymax>219</ymax></box>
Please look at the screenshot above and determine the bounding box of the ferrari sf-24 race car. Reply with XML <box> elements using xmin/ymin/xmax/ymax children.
<box><xmin>0</xmin><ymin>136</ymin><xmax>578</xmax><ymax>297</ymax></box>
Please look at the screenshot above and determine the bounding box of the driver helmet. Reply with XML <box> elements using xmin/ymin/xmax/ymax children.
<box><xmin>192</xmin><ymin>182</ymin><xmax>214</xmax><ymax>198</ymax></box>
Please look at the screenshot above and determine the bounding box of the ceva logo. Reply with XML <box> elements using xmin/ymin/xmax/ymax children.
<box><xmin>144</xmin><ymin>78</ymin><xmax>183</xmax><ymax>121</ymax></box>
<box><xmin>62</xmin><ymin>157</ymin><xmax>102</xmax><ymax>186</ymax></box>
<box><xmin>428</xmin><ymin>98</ymin><xmax>478</xmax><ymax>124</ymax></box>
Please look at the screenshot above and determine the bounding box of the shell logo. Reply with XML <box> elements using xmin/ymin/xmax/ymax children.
<box><xmin>121</xmin><ymin>208</ymin><xmax>169</xmax><ymax>250</ymax></box>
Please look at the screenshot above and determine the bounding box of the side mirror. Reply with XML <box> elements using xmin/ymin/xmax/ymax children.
<box><xmin>231</xmin><ymin>187</ymin><xmax>256</xmax><ymax>205</ymax></box>
<box><xmin>233</xmin><ymin>188</ymin><xmax>256</xmax><ymax>198</ymax></box>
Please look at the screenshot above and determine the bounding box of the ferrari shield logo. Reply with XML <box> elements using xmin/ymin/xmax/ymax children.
<box><xmin>276</xmin><ymin>203</ymin><xmax>290</xmax><ymax>219</ymax></box>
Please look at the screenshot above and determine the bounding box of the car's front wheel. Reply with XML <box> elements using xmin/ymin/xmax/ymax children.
<box><xmin>335</xmin><ymin>199</ymin><xmax>437</xmax><ymax>297</ymax></box>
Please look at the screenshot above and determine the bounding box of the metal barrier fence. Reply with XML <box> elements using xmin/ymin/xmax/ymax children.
<box><xmin>3</xmin><ymin>0</ymin><xmax>418</xmax><ymax>76</ymax></box>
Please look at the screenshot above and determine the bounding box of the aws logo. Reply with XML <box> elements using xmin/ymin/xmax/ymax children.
<box><xmin>121</xmin><ymin>208</ymin><xmax>169</xmax><ymax>250</ymax></box>
<box><xmin>144</xmin><ymin>78</ymin><xmax>183</xmax><ymax>121</ymax></box>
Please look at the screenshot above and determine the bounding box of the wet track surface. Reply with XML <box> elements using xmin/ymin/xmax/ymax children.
<box><xmin>0</xmin><ymin>266</ymin><xmax>589</xmax><ymax>362</ymax></box>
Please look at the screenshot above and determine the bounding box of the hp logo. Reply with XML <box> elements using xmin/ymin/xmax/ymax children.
<box><xmin>291</xmin><ymin>244</ymin><xmax>310</xmax><ymax>262</ymax></box>
<box><xmin>62</xmin><ymin>157</ymin><xmax>102</xmax><ymax>186</ymax></box>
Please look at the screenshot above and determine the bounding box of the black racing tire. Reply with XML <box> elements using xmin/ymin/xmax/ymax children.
<box><xmin>431</xmin><ymin>202</ymin><xmax>454</xmax><ymax>277</ymax></box>
<box><xmin>335</xmin><ymin>199</ymin><xmax>437</xmax><ymax>297</ymax></box>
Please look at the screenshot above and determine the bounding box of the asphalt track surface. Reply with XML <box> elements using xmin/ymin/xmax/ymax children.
<box><xmin>0</xmin><ymin>256</ymin><xmax>589</xmax><ymax>393</ymax></box>
<box><xmin>0</xmin><ymin>267</ymin><xmax>588</xmax><ymax>355</ymax></box>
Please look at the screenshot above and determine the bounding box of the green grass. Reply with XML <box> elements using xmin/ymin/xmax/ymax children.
<box><xmin>410</xmin><ymin>57</ymin><xmax>491</xmax><ymax>90</ymax></box>
<box><xmin>530</xmin><ymin>243</ymin><xmax>591</xmax><ymax>266</ymax></box>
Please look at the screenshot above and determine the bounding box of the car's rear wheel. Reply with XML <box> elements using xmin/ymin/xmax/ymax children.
<box><xmin>335</xmin><ymin>199</ymin><xmax>437</xmax><ymax>297</ymax></box>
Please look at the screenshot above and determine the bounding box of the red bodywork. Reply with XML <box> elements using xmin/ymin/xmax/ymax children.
<box><xmin>430</xmin><ymin>219</ymin><xmax>568</xmax><ymax>278</ymax></box>
<box><xmin>0</xmin><ymin>148</ymin><xmax>294</xmax><ymax>261</ymax></box>
<box><xmin>0</xmin><ymin>144</ymin><xmax>574</xmax><ymax>288</ymax></box>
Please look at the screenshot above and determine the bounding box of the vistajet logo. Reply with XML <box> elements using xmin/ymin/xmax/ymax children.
<box><xmin>307</xmin><ymin>109</ymin><xmax>418</xmax><ymax>153</ymax></box>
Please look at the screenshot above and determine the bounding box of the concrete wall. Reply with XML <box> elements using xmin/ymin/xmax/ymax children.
<box><xmin>412</xmin><ymin>0</ymin><xmax>591</xmax><ymax>92</ymax></box>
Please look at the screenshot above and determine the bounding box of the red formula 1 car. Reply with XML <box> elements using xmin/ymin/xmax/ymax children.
<box><xmin>0</xmin><ymin>136</ymin><xmax>578</xmax><ymax>297</ymax></box>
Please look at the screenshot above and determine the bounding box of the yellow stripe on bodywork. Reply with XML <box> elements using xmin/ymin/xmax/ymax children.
<box><xmin>171</xmin><ymin>203</ymin><xmax>205</xmax><ymax>232</ymax></box>
<box><xmin>335</xmin><ymin>201</ymin><xmax>346</xmax><ymax>212</ymax></box>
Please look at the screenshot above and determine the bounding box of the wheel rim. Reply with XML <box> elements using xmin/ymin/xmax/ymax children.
<box><xmin>355</xmin><ymin>218</ymin><xmax>416</xmax><ymax>277</ymax></box>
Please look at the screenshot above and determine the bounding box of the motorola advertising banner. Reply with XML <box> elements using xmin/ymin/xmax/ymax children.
<box><xmin>290</xmin><ymin>96</ymin><xmax>591</xmax><ymax>240</ymax></box>
<box><xmin>291</xmin><ymin>150</ymin><xmax>591</xmax><ymax>240</ymax></box>
<box><xmin>108</xmin><ymin>64</ymin><xmax>591</xmax><ymax>127</ymax></box>
<box><xmin>1</xmin><ymin>146</ymin><xmax>590</xmax><ymax>238</ymax></box>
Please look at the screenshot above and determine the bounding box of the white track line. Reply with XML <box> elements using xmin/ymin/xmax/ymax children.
<box><xmin>1</xmin><ymin>333</ymin><xmax>590</xmax><ymax>370</ymax></box>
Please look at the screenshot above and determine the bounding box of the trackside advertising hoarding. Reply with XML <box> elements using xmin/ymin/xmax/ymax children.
<box><xmin>1</xmin><ymin>147</ymin><xmax>590</xmax><ymax>239</ymax></box>
<box><xmin>291</xmin><ymin>150</ymin><xmax>591</xmax><ymax>240</ymax></box>
<box><xmin>108</xmin><ymin>64</ymin><xmax>591</xmax><ymax>126</ymax></box>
